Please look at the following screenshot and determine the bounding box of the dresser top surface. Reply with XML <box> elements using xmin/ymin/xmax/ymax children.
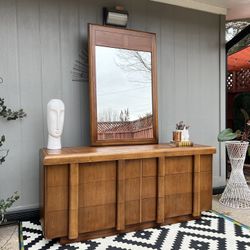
<box><xmin>41</xmin><ymin>143</ymin><xmax>216</xmax><ymax>165</ymax></box>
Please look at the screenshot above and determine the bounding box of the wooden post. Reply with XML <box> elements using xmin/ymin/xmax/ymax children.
<box><xmin>157</xmin><ymin>157</ymin><xmax>165</xmax><ymax>223</ymax></box>
<box><xmin>117</xmin><ymin>160</ymin><xmax>125</xmax><ymax>230</ymax></box>
<box><xmin>69</xmin><ymin>163</ymin><xmax>79</xmax><ymax>239</ymax></box>
<box><xmin>193</xmin><ymin>155</ymin><xmax>201</xmax><ymax>218</ymax></box>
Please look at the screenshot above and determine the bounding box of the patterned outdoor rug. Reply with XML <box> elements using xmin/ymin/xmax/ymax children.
<box><xmin>19</xmin><ymin>211</ymin><xmax>250</xmax><ymax>250</ymax></box>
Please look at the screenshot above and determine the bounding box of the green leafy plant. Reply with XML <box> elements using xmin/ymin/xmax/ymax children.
<box><xmin>0</xmin><ymin>98</ymin><xmax>26</xmax><ymax>120</ymax></box>
<box><xmin>218</xmin><ymin>109</ymin><xmax>250</xmax><ymax>157</ymax></box>
<box><xmin>0</xmin><ymin>192</ymin><xmax>19</xmax><ymax>224</ymax></box>
<box><xmin>218</xmin><ymin>109</ymin><xmax>250</xmax><ymax>142</ymax></box>
<box><xmin>217</xmin><ymin>128</ymin><xmax>242</xmax><ymax>141</ymax></box>
<box><xmin>0</xmin><ymin>78</ymin><xmax>26</xmax><ymax>224</ymax></box>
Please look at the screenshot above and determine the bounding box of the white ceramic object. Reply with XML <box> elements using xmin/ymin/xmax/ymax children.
<box><xmin>219</xmin><ymin>141</ymin><xmax>250</xmax><ymax>209</ymax></box>
<box><xmin>47</xmin><ymin>99</ymin><xmax>65</xmax><ymax>150</ymax></box>
<box><xmin>182</xmin><ymin>127</ymin><xmax>189</xmax><ymax>141</ymax></box>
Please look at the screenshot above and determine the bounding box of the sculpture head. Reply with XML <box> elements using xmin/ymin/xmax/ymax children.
<box><xmin>47</xmin><ymin>99</ymin><xmax>65</xmax><ymax>138</ymax></box>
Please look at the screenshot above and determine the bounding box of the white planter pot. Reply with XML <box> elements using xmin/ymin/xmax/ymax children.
<box><xmin>219</xmin><ymin>141</ymin><xmax>250</xmax><ymax>209</ymax></box>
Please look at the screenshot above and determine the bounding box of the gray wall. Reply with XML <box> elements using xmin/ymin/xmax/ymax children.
<box><xmin>0</xmin><ymin>0</ymin><xmax>225</xmax><ymax>211</ymax></box>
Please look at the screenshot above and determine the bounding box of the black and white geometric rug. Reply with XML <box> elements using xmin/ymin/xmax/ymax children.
<box><xmin>20</xmin><ymin>211</ymin><xmax>250</xmax><ymax>250</ymax></box>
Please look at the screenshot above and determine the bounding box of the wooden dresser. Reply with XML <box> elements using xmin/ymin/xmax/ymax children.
<box><xmin>40</xmin><ymin>144</ymin><xmax>216</xmax><ymax>243</ymax></box>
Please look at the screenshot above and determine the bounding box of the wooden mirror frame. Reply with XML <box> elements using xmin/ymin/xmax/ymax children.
<box><xmin>88</xmin><ymin>24</ymin><xmax>158</xmax><ymax>146</ymax></box>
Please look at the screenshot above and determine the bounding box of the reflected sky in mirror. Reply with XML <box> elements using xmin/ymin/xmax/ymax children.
<box><xmin>96</xmin><ymin>46</ymin><xmax>152</xmax><ymax>123</ymax></box>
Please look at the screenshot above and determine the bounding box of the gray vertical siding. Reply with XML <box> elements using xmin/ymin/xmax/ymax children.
<box><xmin>0</xmin><ymin>0</ymin><xmax>225</xmax><ymax>211</ymax></box>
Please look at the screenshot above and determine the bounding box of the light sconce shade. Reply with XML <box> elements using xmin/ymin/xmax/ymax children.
<box><xmin>103</xmin><ymin>6</ymin><xmax>128</xmax><ymax>27</ymax></box>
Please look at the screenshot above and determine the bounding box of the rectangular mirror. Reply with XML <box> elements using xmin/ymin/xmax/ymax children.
<box><xmin>89</xmin><ymin>24</ymin><xmax>158</xmax><ymax>146</ymax></box>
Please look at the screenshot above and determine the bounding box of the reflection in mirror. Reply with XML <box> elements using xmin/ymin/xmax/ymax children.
<box><xmin>95</xmin><ymin>46</ymin><xmax>153</xmax><ymax>140</ymax></box>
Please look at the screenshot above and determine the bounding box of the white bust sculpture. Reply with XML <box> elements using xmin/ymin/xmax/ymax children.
<box><xmin>47</xmin><ymin>99</ymin><xmax>65</xmax><ymax>150</ymax></box>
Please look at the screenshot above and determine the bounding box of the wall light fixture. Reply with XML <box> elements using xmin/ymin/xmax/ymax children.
<box><xmin>103</xmin><ymin>6</ymin><xmax>128</xmax><ymax>27</ymax></box>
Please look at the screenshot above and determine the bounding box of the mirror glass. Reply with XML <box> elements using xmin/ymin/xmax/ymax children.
<box><xmin>95</xmin><ymin>46</ymin><xmax>153</xmax><ymax>140</ymax></box>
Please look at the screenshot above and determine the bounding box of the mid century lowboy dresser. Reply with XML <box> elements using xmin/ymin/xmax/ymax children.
<box><xmin>40</xmin><ymin>143</ymin><xmax>216</xmax><ymax>243</ymax></box>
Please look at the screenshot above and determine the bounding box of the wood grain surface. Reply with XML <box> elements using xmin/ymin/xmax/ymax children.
<box><xmin>41</xmin><ymin>143</ymin><xmax>216</xmax><ymax>242</ymax></box>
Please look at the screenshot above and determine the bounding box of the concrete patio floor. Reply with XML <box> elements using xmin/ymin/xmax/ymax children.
<box><xmin>0</xmin><ymin>196</ymin><xmax>249</xmax><ymax>250</ymax></box>
<box><xmin>0</xmin><ymin>224</ymin><xmax>19</xmax><ymax>250</ymax></box>
<box><xmin>212</xmin><ymin>194</ymin><xmax>250</xmax><ymax>227</ymax></box>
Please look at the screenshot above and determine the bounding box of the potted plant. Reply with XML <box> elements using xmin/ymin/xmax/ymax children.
<box><xmin>218</xmin><ymin>108</ymin><xmax>250</xmax><ymax>139</ymax></box>
<box><xmin>217</xmin><ymin>109</ymin><xmax>250</xmax><ymax>208</ymax></box>
<box><xmin>218</xmin><ymin>109</ymin><xmax>250</xmax><ymax>159</ymax></box>
<box><xmin>173</xmin><ymin>121</ymin><xmax>190</xmax><ymax>142</ymax></box>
